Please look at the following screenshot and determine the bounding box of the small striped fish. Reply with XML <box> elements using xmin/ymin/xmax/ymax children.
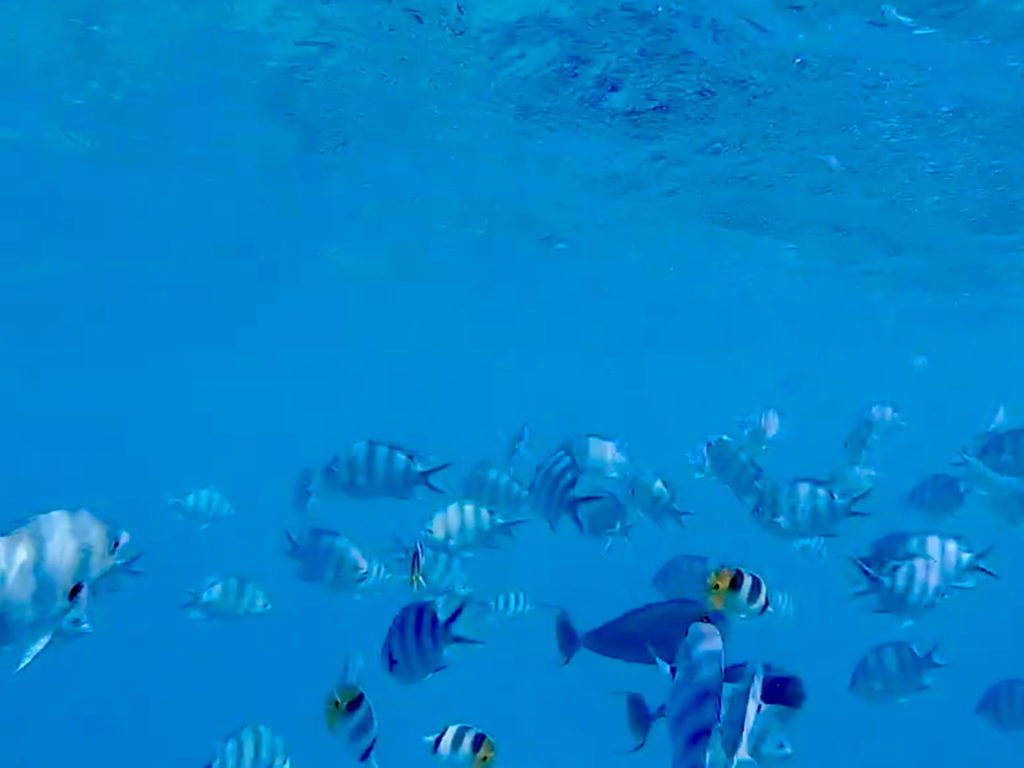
<box><xmin>285</xmin><ymin>528</ymin><xmax>369</xmax><ymax>591</ymax></box>
<box><xmin>183</xmin><ymin>576</ymin><xmax>271</xmax><ymax>619</ymax></box>
<box><xmin>850</xmin><ymin>642</ymin><xmax>944</xmax><ymax>703</ymax></box>
<box><xmin>753</xmin><ymin>477</ymin><xmax>870</xmax><ymax>541</ymax></box>
<box><xmin>474</xmin><ymin>590</ymin><xmax>536</xmax><ymax>620</ymax></box>
<box><xmin>977</xmin><ymin>679</ymin><xmax>1024</xmax><ymax>731</ymax></box>
<box><xmin>463</xmin><ymin>461</ymin><xmax>531</xmax><ymax>517</ymax></box>
<box><xmin>664</xmin><ymin>622</ymin><xmax>725</xmax><ymax>768</ymax></box>
<box><xmin>852</xmin><ymin>556</ymin><xmax>947</xmax><ymax>620</ymax></box>
<box><xmin>425</xmin><ymin>723</ymin><xmax>496</xmax><ymax>767</ymax></box>
<box><xmin>423</xmin><ymin>501</ymin><xmax>529</xmax><ymax>553</ymax></box>
<box><xmin>322</xmin><ymin>440</ymin><xmax>449</xmax><ymax>500</ymax></box>
<box><xmin>380</xmin><ymin>600</ymin><xmax>482</xmax><ymax>684</ymax></box>
<box><xmin>325</xmin><ymin>655</ymin><xmax>380</xmax><ymax>768</ymax></box>
<box><xmin>169</xmin><ymin>488</ymin><xmax>235</xmax><ymax>529</ymax></box>
<box><xmin>693</xmin><ymin>435</ymin><xmax>768</xmax><ymax>509</ymax></box>
<box><xmin>708</xmin><ymin>567</ymin><xmax>793</xmax><ymax>619</ymax></box>
<box><xmin>205</xmin><ymin>724</ymin><xmax>290</xmax><ymax>768</ymax></box>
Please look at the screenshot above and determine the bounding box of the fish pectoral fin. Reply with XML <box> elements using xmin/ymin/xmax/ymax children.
<box><xmin>16</xmin><ymin>632</ymin><xmax>55</xmax><ymax>674</ymax></box>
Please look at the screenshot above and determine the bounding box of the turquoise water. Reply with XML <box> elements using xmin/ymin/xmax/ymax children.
<box><xmin>1</xmin><ymin>2</ymin><xmax>1023</xmax><ymax>766</ymax></box>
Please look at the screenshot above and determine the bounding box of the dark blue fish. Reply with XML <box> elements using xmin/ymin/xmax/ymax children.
<box><xmin>906</xmin><ymin>473</ymin><xmax>968</xmax><ymax>516</ymax></box>
<box><xmin>555</xmin><ymin>599</ymin><xmax>727</xmax><ymax>667</ymax></box>
<box><xmin>380</xmin><ymin>600</ymin><xmax>482</xmax><ymax>684</ymax></box>
<box><xmin>977</xmin><ymin>679</ymin><xmax>1024</xmax><ymax>731</ymax></box>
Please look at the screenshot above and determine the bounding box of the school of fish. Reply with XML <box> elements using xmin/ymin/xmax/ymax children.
<box><xmin>3</xmin><ymin>404</ymin><xmax>1024</xmax><ymax>767</ymax></box>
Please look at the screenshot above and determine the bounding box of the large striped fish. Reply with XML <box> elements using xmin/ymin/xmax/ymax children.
<box><xmin>323</xmin><ymin>440</ymin><xmax>449</xmax><ymax>500</ymax></box>
<box><xmin>380</xmin><ymin>600</ymin><xmax>482</xmax><ymax>684</ymax></box>
<box><xmin>663</xmin><ymin>622</ymin><xmax>725</xmax><ymax>768</ymax></box>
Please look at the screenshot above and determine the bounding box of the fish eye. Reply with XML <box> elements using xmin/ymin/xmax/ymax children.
<box><xmin>109</xmin><ymin>539</ymin><xmax>120</xmax><ymax>555</ymax></box>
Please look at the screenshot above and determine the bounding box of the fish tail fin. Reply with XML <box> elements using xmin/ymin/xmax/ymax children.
<box><xmin>444</xmin><ymin>600</ymin><xmax>484</xmax><ymax>645</ymax></box>
<box><xmin>497</xmin><ymin>518</ymin><xmax>531</xmax><ymax>538</ymax></box>
<box><xmin>613</xmin><ymin>691</ymin><xmax>661</xmax><ymax>753</ymax></box>
<box><xmin>555</xmin><ymin>608</ymin><xmax>581</xmax><ymax>666</ymax></box>
<box><xmin>972</xmin><ymin>546</ymin><xmax>999</xmax><ymax>579</ymax></box>
<box><xmin>419</xmin><ymin>463</ymin><xmax>451</xmax><ymax>494</ymax></box>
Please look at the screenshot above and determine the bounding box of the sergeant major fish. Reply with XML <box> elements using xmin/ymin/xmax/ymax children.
<box><xmin>462</xmin><ymin>461</ymin><xmax>531</xmax><ymax>517</ymax></box>
<box><xmin>628</xmin><ymin>471</ymin><xmax>691</xmax><ymax>528</ymax></box>
<box><xmin>528</xmin><ymin>446</ymin><xmax>589</xmax><ymax>531</ymax></box>
<box><xmin>422</xmin><ymin>501</ymin><xmax>529</xmax><ymax>553</ymax></box>
<box><xmin>183</xmin><ymin>576</ymin><xmax>271</xmax><ymax>619</ymax></box>
<box><xmin>323</xmin><ymin>440</ymin><xmax>450</xmax><ymax>500</ymax></box>
<box><xmin>285</xmin><ymin>528</ymin><xmax>370</xmax><ymax>590</ymax></box>
<box><xmin>977</xmin><ymin>679</ymin><xmax>1024</xmax><ymax>731</ymax></box>
<box><xmin>380</xmin><ymin>599</ymin><xmax>482</xmax><ymax>684</ymax></box>
<box><xmin>850</xmin><ymin>641</ymin><xmax>945</xmax><ymax>703</ymax></box>
<box><xmin>691</xmin><ymin>435</ymin><xmax>768</xmax><ymax>509</ymax></box>
<box><xmin>663</xmin><ymin>621</ymin><xmax>726</xmax><ymax>768</ymax></box>
<box><xmin>168</xmin><ymin>488</ymin><xmax>235</xmax><ymax>529</ymax></box>
<box><xmin>204</xmin><ymin>723</ymin><xmax>290</xmax><ymax>768</ymax></box>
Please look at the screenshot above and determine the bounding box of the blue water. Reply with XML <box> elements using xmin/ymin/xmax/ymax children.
<box><xmin>2</xmin><ymin>1</ymin><xmax>1023</xmax><ymax>766</ymax></box>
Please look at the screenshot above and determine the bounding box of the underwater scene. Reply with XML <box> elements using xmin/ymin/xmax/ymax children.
<box><xmin>1</xmin><ymin>1</ymin><xmax>1023</xmax><ymax>767</ymax></box>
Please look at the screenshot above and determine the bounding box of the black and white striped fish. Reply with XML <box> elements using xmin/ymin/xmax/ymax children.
<box><xmin>529</xmin><ymin>446</ymin><xmax>588</xmax><ymax>531</ymax></box>
<box><xmin>752</xmin><ymin>477</ymin><xmax>870</xmax><ymax>546</ymax></box>
<box><xmin>183</xmin><ymin>576</ymin><xmax>271</xmax><ymax>619</ymax></box>
<box><xmin>168</xmin><ymin>488</ymin><xmax>235</xmax><ymax>529</ymax></box>
<box><xmin>708</xmin><ymin>567</ymin><xmax>793</xmax><ymax>619</ymax></box>
<box><xmin>472</xmin><ymin>590</ymin><xmax>541</xmax><ymax>620</ymax></box>
<box><xmin>380</xmin><ymin>600</ymin><xmax>482</xmax><ymax>684</ymax></box>
<box><xmin>423</xmin><ymin>501</ymin><xmax>529</xmax><ymax>553</ymax></box>
<box><xmin>850</xmin><ymin>641</ymin><xmax>945</xmax><ymax>703</ymax></box>
<box><xmin>285</xmin><ymin>528</ymin><xmax>370</xmax><ymax>591</ymax></box>
<box><xmin>325</xmin><ymin>655</ymin><xmax>379</xmax><ymax>768</ymax></box>
<box><xmin>663</xmin><ymin>622</ymin><xmax>725</xmax><ymax>768</ymax></box>
<box><xmin>692</xmin><ymin>435</ymin><xmax>768</xmax><ymax>509</ymax></box>
<box><xmin>424</xmin><ymin>723</ymin><xmax>496</xmax><ymax>766</ymax></box>
<box><xmin>852</xmin><ymin>556</ymin><xmax>948</xmax><ymax>620</ymax></box>
<box><xmin>204</xmin><ymin>724</ymin><xmax>291</xmax><ymax>768</ymax></box>
<box><xmin>322</xmin><ymin>440</ymin><xmax>449</xmax><ymax>500</ymax></box>
<box><xmin>859</xmin><ymin>531</ymin><xmax>997</xmax><ymax>588</ymax></box>
<box><xmin>463</xmin><ymin>461</ymin><xmax>531</xmax><ymax>517</ymax></box>
<box><xmin>977</xmin><ymin>679</ymin><xmax>1024</xmax><ymax>731</ymax></box>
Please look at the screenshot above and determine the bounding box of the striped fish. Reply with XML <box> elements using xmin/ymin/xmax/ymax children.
<box><xmin>977</xmin><ymin>679</ymin><xmax>1024</xmax><ymax>731</ymax></box>
<box><xmin>205</xmin><ymin>724</ymin><xmax>290</xmax><ymax>768</ymax></box>
<box><xmin>859</xmin><ymin>532</ymin><xmax>997</xmax><ymax>588</ymax></box>
<box><xmin>708</xmin><ymin>567</ymin><xmax>793</xmax><ymax>619</ymax></box>
<box><xmin>423</xmin><ymin>501</ymin><xmax>529</xmax><ymax>553</ymax></box>
<box><xmin>528</xmin><ymin>446</ymin><xmax>587</xmax><ymax>531</ymax></box>
<box><xmin>463</xmin><ymin>461</ymin><xmax>531</xmax><ymax>517</ymax></box>
<box><xmin>322</xmin><ymin>440</ymin><xmax>449</xmax><ymax>500</ymax></box>
<box><xmin>285</xmin><ymin>528</ymin><xmax>370</xmax><ymax>591</ymax></box>
<box><xmin>850</xmin><ymin>641</ymin><xmax>944</xmax><ymax>703</ymax></box>
<box><xmin>474</xmin><ymin>590</ymin><xmax>536</xmax><ymax>620</ymax></box>
<box><xmin>354</xmin><ymin>557</ymin><xmax>392</xmax><ymax>595</ymax></box>
<box><xmin>183</xmin><ymin>576</ymin><xmax>271</xmax><ymax>619</ymax></box>
<box><xmin>325</xmin><ymin>655</ymin><xmax>379</xmax><ymax>768</ymax></box>
<box><xmin>168</xmin><ymin>488</ymin><xmax>235</xmax><ymax>529</ymax></box>
<box><xmin>692</xmin><ymin>435</ymin><xmax>768</xmax><ymax>509</ymax></box>
<box><xmin>380</xmin><ymin>600</ymin><xmax>482</xmax><ymax>684</ymax></box>
<box><xmin>425</xmin><ymin>723</ymin><xmax>496</xmax><ymax>767</ymax></box>
<box><xmin>753</xmin><ymin>478</ymin><xmax>870</xmax><ymax>542</ymax></box>
<box><xmin>664</xmin><ymin>622</ymin><xmax>725</xmax><ymax>768</ymax></box>
<box><xmin>852</xmin><ymin>556</ymin><xmax>948</xmax><ymax>620</ymax></box>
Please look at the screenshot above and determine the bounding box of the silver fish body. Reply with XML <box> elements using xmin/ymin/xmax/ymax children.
<box><xmin>285</xmin><ymin>528</ymin><xmax>370</xmax><ymax>590</ymax></box>
<box><xmin>423</xmin><ymin>501</ymin><xmax>528</xmax><ymax>553</ymax></box>
<box><xmin>206</xmin><ymin>724</ymin><xmax>290</xmax><ymax>768</ymax></box>
<box><xmin>462</xmin><ymin>461</ymin><xmax>530</xmax><ymax>517</ymax></box>
<box><xmin>853</xmin><ymin>556</ymin><xmax>947</xmax><ymax>618</ymax></box>
<box><xmin>850</xmin><ymin>641</ymin><xmax>943</xmax><ymax>703</ymax></box>
<box><xmin>169</xmin><ymin>488</ymin><xmax>235</xmax><ymax>528</ymax></box>
<box><xmin>323</xmin><ymin>440</ymin><xmax>449</xmax><ymax>500</ymax></box>
<box><xmin>665</xmin><ymin>622</ymin><xmax>725</xmax><ymax>768</ymax></box>
<box><xmin>753</xmin><ymin>478</ymin><xmax>869</xmax><ymax>540</ymax></box>
<box><xmin>184</xmin><ymin>576</ymin><xmax>271</xmax><ymax>619</ymax></box>
<box><xmin>860</xmin><ymin>532</ymin><xmax>996</xmax><ymax>588</ymax></box>
<box><xmin>696</xmin><ymin>435</ymin><xmax>768</xmax><ymax>508</ymax></box>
